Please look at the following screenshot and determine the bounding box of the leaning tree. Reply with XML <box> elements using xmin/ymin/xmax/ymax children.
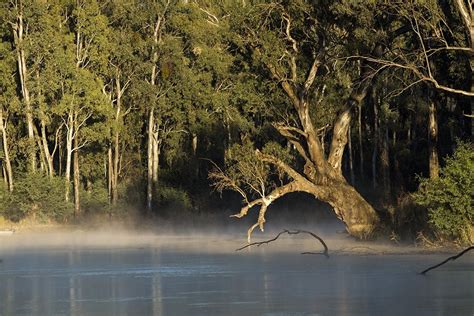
<box><xmin>209</xmin><ymin>1</ymin><xmax>401</xmax><ymax>241</ymax></box>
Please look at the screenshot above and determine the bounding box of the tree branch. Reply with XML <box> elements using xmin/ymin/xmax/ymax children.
<box><xmin>327</xmin><ymin>109</ymin><xmax>352</xmax><ymax>173</ymax></box>
<box><xmin>420</xmin><ymin>246</ymin><xmax>474</xmax><ymax>275</ymax></box>
<box><xmin>273</xmin><ymin>123</ymin><xmax>313</xmax><ymax>163</ymax></box>
<box><xmin>454</xmin><ymin>0</ymin><xmax>472</xmax><ymax>34</ymax></box>
<box><xmin>230</xmin><ymin>181</ymin><xmax>301</xmax><ymax>242</ymax></box>
<box><xmin>256</xmin><ymin>150</ymin><xmax>308</xmax><ymax>183</ymax></box>
<box><xmin>303</xmin><ymin>58</ymin><xmax>320</xmax><ymax>92</ymax></box>
<box><xmin>236</xmin><ymin>229</ymin><xmax>329</xmax><ymax>258</ymax></box>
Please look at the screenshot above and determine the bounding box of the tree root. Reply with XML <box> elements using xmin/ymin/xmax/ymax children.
<box><xmin>420</xmin><ymin>246</ymin><xmax>474</xmax><ymax>275</ymax></box>
<box><xmin>236</xmin><ymin>229</ymin><xmax>329</xmax><ymax>258</ymax></box>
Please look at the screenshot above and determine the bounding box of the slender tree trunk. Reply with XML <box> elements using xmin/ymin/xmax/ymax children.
<box><xmin>58</xmin><ymin>128</ymin><xmax>63</xmax><ymax>176</ymax></box>
<box><xmin>146</xmin><ymin>14</ymin><xmax>165</xmax><ymax>212</ymax></box>
<box><xmin>65</xmin><ymin>114</ymin><xmax>73</xmax><ymax>202</ymax></box>
<box><xmin>108</xmin><ymin>146</ymin><xmax>113</xmax><ymax>204</ymax></box>
<box><xmin>33</xmin><ymin>125</ymin><xmax>46</xmax><ymax>173</ymax></box>
<box><xmin>40</xmin><ymin>118</ymin><xmax>54</xmax><ymax>178</ymax></box>
<box><xmin>0</xmin><ymin>109</ymin><xmax>13</xmax><ymax>192</ymax></box>
<box><xmin>152</xmin><ymin>132</ymin><xmax>160</xmax><ymax>186</ymax></box>
<box><xmin>407</xmin><ymin>122</ymin><xmax>411</xmax><ymax>142</ymax></box>
<box><xmin>453</xmin><ymin>0</ymin><xmax>474</xmax><ymax>136</ymax></box>
<box><xmin>147</xmin><ymin>109</ymin><xmax>154</xmax><ymax>211</ymax></box>
<box><xmin>146</xmin><ymin>117</ymin><xmax>154</xmax><ymax>206</ymax></box>
<box><xmin>112</xmin><ymin>76</ymin><xmax>121</xmax><ymax>206</ymax></box>
<box><xmin>372</xmin><ymin>93</ymin><xmax>379</xmax><ymax>189</ymax></box>
<box><xmin>381</xmin><ymin>127</ymin><xmax>390</xmax><ymax>197</ymax></box>
<box><xmin>2</xmin><ymin>166</ymin><xmax>7</xmax><ymax>189</ymax></box>
<box><xmin>428</xmin><ymin>101</ymin><xmax>439</xmax><ymax>179</ymax></box>
<box><xmin>192</xmin><ymin>133</ymin><xmax>199</xmax><ymax>178</ymax></box>
<box><xmin>73</xmin><ymin>128</ymin><xmax>80</xmax><ymax>218</ymax></box>
<box><xmin>358</xmin><ymin>103</ymin><xmax>364</xmax><ymax>177</ymax></box>
<box><xmin>13</xmin><ymin>5</ymin><xmax>36</xmax><ymax>173</ymax></box>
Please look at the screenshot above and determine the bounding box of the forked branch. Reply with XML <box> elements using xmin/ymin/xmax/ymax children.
<box><xmin>236</xmin><ymin>229</ymin><xmax>329</xmax><ymax>258</ymax></box>
<box><xmin>420</xmin><ymin>246</ymin><xmax>474</xmax><ymax>275</ymax></box>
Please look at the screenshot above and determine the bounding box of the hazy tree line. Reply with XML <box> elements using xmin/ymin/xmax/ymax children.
<box><xmin>0</xmin><ymin>0</ymin><xmax>472</xmax><ymax>242</ymax></box>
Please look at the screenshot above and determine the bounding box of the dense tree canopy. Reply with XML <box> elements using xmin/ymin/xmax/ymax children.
<box><xmin>0</xmin><ymin>0</ymin><xmax>472</xmax><ymax>243</ymax></box>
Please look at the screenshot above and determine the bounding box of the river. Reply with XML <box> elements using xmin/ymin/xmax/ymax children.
<box><xmin>0</xmin><ymin>232</ymin><xmax>473</xmax><ymax>315</ymax></box>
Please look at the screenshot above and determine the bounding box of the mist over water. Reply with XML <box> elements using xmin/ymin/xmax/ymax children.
<box><xmin>1</xmin><ymin>222</ymin><xmax>473</xmax><ymax>316</ymax></box>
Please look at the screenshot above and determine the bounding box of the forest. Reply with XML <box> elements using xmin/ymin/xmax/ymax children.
<box><xmin>0</xmin><ymin>0</ymin><xmax>473</xmax><ymax>244</ymax></box>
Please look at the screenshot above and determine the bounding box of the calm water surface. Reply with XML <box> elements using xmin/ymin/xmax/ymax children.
<box><xmin>0</xmin><ymin>233</ymin><xmax>473</xmax><ymax>315</ymax></box>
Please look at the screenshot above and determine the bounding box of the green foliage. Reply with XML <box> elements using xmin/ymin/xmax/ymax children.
<box><xmin>414</xmin><ymin>142</ymin><xmax>474</xmax><ymax>243</ymax></box>
<box><xmin>81</xmin><ymin>184</ymin><xmax>110</xmax><ymax>214</ymax></box>
<box><xmin>0</xmin><ymin>174</ymin><xmax>73</xmax><ymax>222</ymax></box>
<box><xmin>0</xmin><ymin>0</ymin><xmax>472</xmax><ymax>238</ymax></box>
<box><xmin>155</xmin><ymin>184</ymin><xmax>192</xmax><ymax>212</ymax></box>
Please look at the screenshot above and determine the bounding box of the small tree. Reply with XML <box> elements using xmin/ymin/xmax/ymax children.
<box><xmin>414</xmin><ymin>142</ymin><xmax>474</xmax><ymax>244</ymax></box>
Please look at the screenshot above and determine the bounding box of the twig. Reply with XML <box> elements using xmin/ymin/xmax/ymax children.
<box><xmin>420</xmin><ymin>246</ymin><xmax>474</xmax><ymax>275</ymax></box>
<box><xmin>236</xmin><ymin>229</ymin><xmax>329</xmax><ymax>258</ymax></box>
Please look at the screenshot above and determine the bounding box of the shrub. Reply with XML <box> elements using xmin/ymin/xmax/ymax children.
<box><xmin>156</xmin><ymin>184</ymin><xmax>192</xmax><ymax>212</ymax></box>
<box><xmin>81</xmin><ymin>184</ymin><xmax>110</xmax><ymax>214</ymax></box>
<box><xmin>414</xmin><ymin>142</ymin><xmax>474</xmax><ymax>243</ymax></box>
<box><xmin>0</xmin><ymin>173</ymin><xmax>73</xmax><ymax>223</ymax></box>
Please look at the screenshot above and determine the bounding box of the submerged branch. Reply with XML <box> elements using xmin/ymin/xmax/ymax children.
<box><xmin>420</xmin><ymin>246</ymin><xmax>474</xmax><ymax>275</ymax></box>
<box><xmin>236</xmin><ymin>229</ymin><xmax>329</xmax><ymax>258</ymax></box>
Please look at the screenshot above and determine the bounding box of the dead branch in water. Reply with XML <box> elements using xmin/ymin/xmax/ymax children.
<box><xmin>236</xmin><ymin>229</ymin><xmax>329</xmax><ymax>258</ymax></box>
<box><xmin>420</xmin><ymin>246</ymin><xmax>474</xmax><ymax>275</ymax></box>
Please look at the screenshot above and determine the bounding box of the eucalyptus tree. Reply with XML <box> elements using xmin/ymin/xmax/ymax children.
<box><xmin>52</xmin><ymin>0</ymin><xmax>110</xmax><ymax>215</ymax></box>
<box><xmin>5</xmin><ymin>0</ymin><xmax>38</xmax><ymax>172</ymax></box>
<box><xmin>209</xmin><ymin>1</ymin><xmax>401</xmax><ymax>240</ymax></box>
<box><xmin>100</xmin><ymin>0</ymin><xmax>143</xmax><ymax>205</ymax></box>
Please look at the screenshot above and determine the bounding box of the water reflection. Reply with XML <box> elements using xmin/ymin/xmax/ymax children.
<box><xmin>0</xmin><ymin>242</ymin><xmax>473</xmax><ymax>315</ymax></box>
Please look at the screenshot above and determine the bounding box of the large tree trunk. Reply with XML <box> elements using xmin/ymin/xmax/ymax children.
<box><xmin>221</xmin><ymin>26</ymin><xmax>411</xmax><ymax>240</ymax></box>
<box><xmin>250</xmin><ymin>68</ymin><xmax>379</xmax><ymax>238</ymax></box>
<box><xmin>0</xmin><ymin>108</ymin><xmax>13</xmax><ymax>192</ymax></box>
<box><xmin>317</xmin><ymin>181</ymin><xmax>379</xmax><ymax>238</ymax></box>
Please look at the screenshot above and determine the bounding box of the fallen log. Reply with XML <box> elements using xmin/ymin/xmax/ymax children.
<box><xmin>420</xmin><ymin>246</ymin><xmax>474</xmax><ymax>275</ymax></box>
<box><xmin>236</xmin><ymin>229</ymin><xmax>329</xmax><ymax>258</ymax></box>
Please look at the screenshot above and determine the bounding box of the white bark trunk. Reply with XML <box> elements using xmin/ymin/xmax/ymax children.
<box><xmin>147</xmin><ymin>109</ymin><xmax>154</xmax><ymax>211</ymax></box>
<box><xmin>0</xmin><ymin>109</ymin><xmax>13</xmax><ymax>192</ymax></box>
<box><xmin>112</xmin><ymin>75</ymin><xmax>122</xmax><ymax>205</ymax></box>
<box><xmin>40</xmin><ymin>119</ymin><xmax>54</xmax><ymax>178</ymax></box>
<box><xmin>13</xmin><ymin>5</ymin><xmax>36</xmax><ymax>173</ymax></box>
<box><xmin>73</xmin><ymin>130</ymin><xmax>80</xmax><ymax>218</ymax></box>
<box><xmin>152</xmin><ymin>131</ymin><xmax>160</xmax><ymax>185</ymax></box>
<box><xmin>108</xmin><ymin>146</ymin><xmax>113</xmax><ymax>204</ymax></box>
<box><xmin>65</xmin><ymin>114</ymin><xmax>73</xmax><ymax>202</ymax></box>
